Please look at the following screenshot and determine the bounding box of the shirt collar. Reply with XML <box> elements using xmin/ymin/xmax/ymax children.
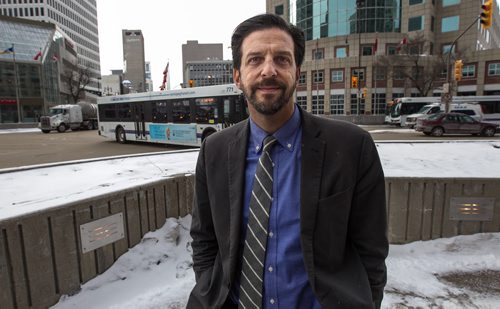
<box><xmin>249</xmin><ymin>104</ymin><xmax>301</xmax><ymax>154</ymax></box>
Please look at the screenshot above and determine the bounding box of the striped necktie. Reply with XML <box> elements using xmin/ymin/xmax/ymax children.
<box><xmin>239</xmin><ymin>135</ymin><xmax>277</xmax><ymax>309</ymax></box>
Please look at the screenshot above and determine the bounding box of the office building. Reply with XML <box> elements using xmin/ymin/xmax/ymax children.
<box><xmin>0</xmin><ymin>0</ymin><xmax>101</xmax><ymax>99</ymax></box>
<box><xmin>122</xmin><ymin>29</ymin><xmax>146</xmax><ymax>93</ymax></box>
<box><xmin>182</xmin><ymin>40</ymin><xmax>223</xmax><ymax>87</ymax></box>
<box><xmin>0</xmin><ymin>15</ymin><xmax>77</xmax><ymax>123</ymax></box>
<box><xmin>267</xmin><ymin>0</ymin><xmax>500</xmax><ymax>119</ymax></box>
<box><xmin>145</xmin><ymin>61</ymin><xmax>153</xmax><ymax>92</ymax></box>
<box><xmin>185</xmin><ymin>60</ymin><xmax>233</xmax><ymax>87</ymax></box>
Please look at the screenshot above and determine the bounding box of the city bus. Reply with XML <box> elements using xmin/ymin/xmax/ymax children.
<box><xmin>97</xmin><ymin>84</ymin><xmax>247</xmax><ymax>146</ymax></box>
<box><xmin>452</xmin><ymin>95</ymin><xmax>500</xmax><ymax>125</ymax></box>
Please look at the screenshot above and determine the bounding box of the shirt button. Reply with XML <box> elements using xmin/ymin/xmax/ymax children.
<box><xmin>270</xmin><ymin>298</ymin><xmax>275</xmax><ymax>304</ymax></box>
<box><xmin>287</xmin><ymin>143</ymin><xmax>292</xmax><ymax>149</ymax></box>
<box><xmin>268</xmin><ymin>266</ymin><xmax>273</xmax><ymax>272</ymax></box>
<box><xmin>269</xmin><ymin>231</ymin><xmax>274</xmax><ymax>238</ymax></box>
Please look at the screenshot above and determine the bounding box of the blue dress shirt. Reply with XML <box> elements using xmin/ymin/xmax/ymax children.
<box><xmin>234</xmin><ymin>105</ymin><xmax>321</xmax><ymax>308</ymax></box>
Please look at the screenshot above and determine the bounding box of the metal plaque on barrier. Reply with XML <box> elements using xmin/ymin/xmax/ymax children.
<box><xmin>449</xmin><ymin>197</ymin><xmax>495</xmax><ymax>221</ymax></box>
<box><xmin>80</xmin><ymin>213</ymin><xmax>125</xmax><ymax>253</ymax></box>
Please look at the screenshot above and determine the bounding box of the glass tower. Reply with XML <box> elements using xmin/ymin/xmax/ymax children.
<box><xmin>294</xmin><ymin>0</ymin><xmax>401</xmax><ymax>40</ymax></box>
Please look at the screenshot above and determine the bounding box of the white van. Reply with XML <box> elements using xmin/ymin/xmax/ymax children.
<box><xmin>405</xmin><ymin>103</ymin><xmax>483</xmax><ymax>128</ymax></box>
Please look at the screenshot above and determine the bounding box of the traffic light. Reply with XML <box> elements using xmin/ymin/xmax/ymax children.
<box><xmin>454</xmin><ymin>60</ymin><xmax>463</xmax><ymax>81</ymax></box>
<box><xmin>362</xmin><ymin>87</ymin><xmax>368</xmax><ymax>98</ymax></box>
<box><xmin>481</xmin><ymin>0</ymin><xmax>493</xmax><ymax>29</ymax></box>
<box><xmin>188</xmin><ymin>79</ymin><xmax>194</xmax><ymax>87</ymax></box>
<box><xmin>351</xmin><ymin>76</ymin><xmax>358</xmax><ymax>88</ymax></box>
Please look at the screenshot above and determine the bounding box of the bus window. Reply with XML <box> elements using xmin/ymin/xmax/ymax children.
<box><xmin>195</xmin><ymin>97</ymin><xmax>218</xmax><ymax>124</ymax></box>
<box><xmin>102</xmin><ymin>104</ymin><xmax>117</xmax><ymax>120</ymax></box>
<box><xmin>172</xmin><ymin>100</ymin><xmax>191</xmax><ymax>123</ymax></box>
<box><xmin>117</xmin><ymin>103</ymin><xmax>131</xmax><ymax>120</ymax></box>
<box><xmin>152</xmin><ymin>101</ymin><xmax>168</xmax><ymax>123</ymax></box>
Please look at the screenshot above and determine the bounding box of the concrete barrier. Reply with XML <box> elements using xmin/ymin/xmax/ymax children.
<box><xmin>0</xmin><ymin>174</ymin><xmax>194</xmax><ymax>309</ymax></box>
<box><xmin>0</xmin><ymin>175</ymin><xmax>498</xmax><ymax>308</ymax></box>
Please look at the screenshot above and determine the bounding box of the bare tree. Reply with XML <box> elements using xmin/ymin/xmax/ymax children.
<box><xmin>377</xmin><ymin>32</ymin><xmax>460</xmax><ymax>97</ymax></box>
<box><xmin>62</xmin><ymin>63</ymin><xmax>93</xmax><ymax>103</ymax></box>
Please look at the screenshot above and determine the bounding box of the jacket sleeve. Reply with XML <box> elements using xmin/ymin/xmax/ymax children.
<box><xmin>190</xmin><ymin>139</ymin><xmax>219</xmax><ymax>280</ymax></box>
<box><xmin>349</xmin><ymin>132</ymin><xmax>388</xmax><ymax>306</ymax></box>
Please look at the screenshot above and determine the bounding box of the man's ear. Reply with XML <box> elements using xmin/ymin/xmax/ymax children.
<box><xmin>295</xmin><ymin>68</ymin><xmax>301</xmax><ymax>85</ymax></box>
<box><xmin>233</xmin><ymin>69</ymin><xmax>241</xmax><ymax>88</ymax></box>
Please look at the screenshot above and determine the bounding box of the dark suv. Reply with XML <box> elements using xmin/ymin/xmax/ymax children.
<box><xmin>415</xmin><ymin>112</ymin><xmax>498</xmax><ymax>137</ymax></box>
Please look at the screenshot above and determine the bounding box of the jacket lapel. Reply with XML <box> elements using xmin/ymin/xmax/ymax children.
<box><xmin>227</xmin><ymin>120</ymin><xmax>249</xmax><ymax>278</ymax></box>
<box><xmin>300</xmin><ymin>111</ymin><xmax>325</xmax><ymax>289</ymax></box>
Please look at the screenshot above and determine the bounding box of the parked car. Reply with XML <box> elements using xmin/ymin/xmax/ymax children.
<box><xmin>406</xmin><ymin>103</ymin><xmax>483</xmax><ymax>128</ymax></box>
<box><xmin>415</xmin><ymin>112</ymin><xmax>498</xmax><ymax>137</ymax></box>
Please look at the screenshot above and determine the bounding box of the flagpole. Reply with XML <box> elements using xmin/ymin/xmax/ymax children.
<box><xmin>12</xmin><ymin>44</ymin><xmax>22</xmax><ymax>123</ymax></box>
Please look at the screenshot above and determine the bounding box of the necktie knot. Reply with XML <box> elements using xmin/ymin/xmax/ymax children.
<box><xmin>262</xmin><ymin>135</ymin><xmax>277</xmax><ymax>153</ymax></box>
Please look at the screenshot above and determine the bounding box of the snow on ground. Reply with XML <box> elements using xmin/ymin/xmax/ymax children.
<box><xmin>1</xmin><ymin>128</ymin><xmax>500</xmax><ymax>308</ymax></box>
<box><xmin>50</xmin><ymin>215</ymin><xmax>500</xmax><ymax>309</ymax></box>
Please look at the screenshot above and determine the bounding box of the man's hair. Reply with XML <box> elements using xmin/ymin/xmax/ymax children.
<box><xmin>231</xmin><ymin>14</ymin><xmax>305</xmax><ymax>70</ymax></box>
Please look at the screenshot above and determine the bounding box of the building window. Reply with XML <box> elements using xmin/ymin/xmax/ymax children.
<box><xmin>330</xmin><ymin>95</ymin><xmax>344</xmax><ymax>115</ymax></box>
<box><xmin>312</xmin><ymin>95</ymin><xmax>324</xmax><ymax>115</ymax></box>
<box><xmin>488</xmin><ymin>63</ymin><xmax>500</xmax><ymax>76</ymax></box>
<box><xmin>442</xmin><ymin>44</ymin><xmax>455</xmax><ymax>54</ymax></box>
<box><xmin>386</xmin><ymin>44</ymin><xmax>398</xmax><ymax>55</ymax></box>
<box><xmin>372</xmin><ymin>93</ymin><xmax>387</xmax><ymax>115</ymax></box>
<box><xmin>408</xmin><ymin>16</ymin><xmax>424</xmax><ymax>31</ymax></box>
<box><xmin>409</xmin><ymin>0</ymin><xmax>423</xmax><ymax>4</ymax></box>
<box><xmin>335</xmin><ymin>46</ymin><xmax>347</xmax><ymax>58</ymax></box>
<box><xmin>275</xmin><ymin>4</ymin><xmax>284</xmax><ymax>15</ymax></box>
<box><xmin>375</xmin><ymin>67</ymin><xmax>386</xmax><ymax>80</ymax></box>
<box><xmin>297</xmin><ymin>96</ymin><xmax>307</xmax><ymax>111</ymax></box>
<box><xmin>350</xmin><ymin>94</ymin><xmax>365</xmax><ymax>115</ymax></box>
<box><xmin>298</xmin><ymin>72</ymin><xmax>306</xmax><ymax>85</ymax></box>
<box><xmin>443</xmin><ymin>0</ymin><xmax>460</xmax><ymax>6</ymax></box>
<box><xmin>313</xmin><ymin>70</ymin><xmax>324</xmax><ymax>83</ymax></box>
<box><xmin>393</xmin><ymin>67</ymin><xmax>406</xmax><ymax>80</ymax></box>
<box><xmin>331</xmin><ymin>70</ymin><xmax>343</xmax><ymax>82</ymax></box>
<box><xmin>441</xmin><ymin>16</ymin><xmax>459</xmax><ymax>33</ymax></box>
<box><xmin>352</xmin><ymin>68</ymin><xmax>365</xmax><ymax>81</ymax></box>
<box><xmin>431</xmin><ymin>16</ymin><xmax>435</xmax><ymax>32</ymax></box>
<box><xmin>313</xmin><ymin>48</ymin><xmax>324</xmax><ymax>60</ymax></box>
<box><xmin>362</xmin><ymin>45</ymin><xmax>373</xmax><ymax>56</ymax></box>
<box><xmin>462</xmin><ymin>64</ymin><xmax>475</xmax><ymax>78</ymax></box>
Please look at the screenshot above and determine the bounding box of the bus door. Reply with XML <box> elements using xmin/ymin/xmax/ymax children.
<box><xmin>132</xmin><ymin>102</ymin><xmax>147</xmax><ymax>140</ymax></box>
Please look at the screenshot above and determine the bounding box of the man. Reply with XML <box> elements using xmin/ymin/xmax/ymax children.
<box><xmin>188</xmin><ymin>14</ymin><xmax>388</xmax><ymax>309</ymax></box>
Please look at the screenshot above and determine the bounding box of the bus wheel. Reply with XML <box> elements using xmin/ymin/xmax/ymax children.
<box><xmin>116</xmin><ymin>127</ymin><xmax>126</xmax><ymax>143</ymax></box>
<box><xmin>42</xmin><ymin>129</ymin><xmax>51</xmax><ymax>134</ymax></box>
<box><xmin>202</xmin><ymin>129</ymin><xmax>216</xmax><ymax>142</ymax></box>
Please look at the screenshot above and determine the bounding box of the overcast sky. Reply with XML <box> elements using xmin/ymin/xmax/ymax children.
<box><xmin>96</xmin><ymin>0</ymin><xmax>266</xmax><ymax>90</ymax></box>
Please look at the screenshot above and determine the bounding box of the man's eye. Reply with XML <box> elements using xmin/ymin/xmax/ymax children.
<box><xmin>276</xmin><ymin>56</ymin><xmax>291</xmax><ymax>64</ymax></box>
<box><xmin>248</xmin><ymin>57</ymin><xmax>261</xmax><ymax>64</ymax></box>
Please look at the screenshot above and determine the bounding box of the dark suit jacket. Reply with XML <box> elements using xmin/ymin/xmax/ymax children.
<box><xmin>188</xmin><ymin>108</ymin><xmax>388</xmax><ymax>308</ymax></box>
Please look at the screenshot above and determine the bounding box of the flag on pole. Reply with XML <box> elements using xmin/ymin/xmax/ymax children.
<box><xmin>396</xmin><ymin>37</ymin><xmax>407</xmax><ymax>53</ymax></box>
<box><xmin>373</xmin><ymin>38</ymin><xmax>378</xmax><ymax>54</ymax></box>
<box><xmin>52</xmin><ymin>54</ymin><xmax>59</xmax><ymax>62</ymax></box>
<box><xmin>34</xmin><ymin>50</ymin><xmax>42</xmax><ymax>61</ymax></box>
<box><xmin>0</xmin><ymin>46</ymin><xmax>14</xmax><ymax>54</ymax></box>
<box><xmin>160</xmin><ymin>62</ymin><xmax>169</xmax><ymax>90</ymax></box>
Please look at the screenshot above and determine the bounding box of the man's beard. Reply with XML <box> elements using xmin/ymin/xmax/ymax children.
<box><xmin>241</xmin><ymin>79</ymin><xmax>296</xmax><ymax>115</ymax></box>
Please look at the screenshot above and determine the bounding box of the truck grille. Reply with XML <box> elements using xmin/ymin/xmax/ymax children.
<box><xmin>40</xmin><ymin>116</ymin><xmax>51</xmax><ymax>127</ymax></box>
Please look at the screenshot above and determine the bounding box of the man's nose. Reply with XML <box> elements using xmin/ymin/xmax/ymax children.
<box><xmin>261</xmin><ymin>59</ymin><xmax>277</xmax><ymax>78</ymax></box>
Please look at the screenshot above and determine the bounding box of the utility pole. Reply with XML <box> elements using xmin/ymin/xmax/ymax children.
<box><xmin>443</xmin><ymin>12</ymin><xmax>484</xmax><ymax>112</ymax></box>
<box><xmin>356</xmin><ymin>0</ymin><xmax>364</xmax><ymax>116</ymax></box>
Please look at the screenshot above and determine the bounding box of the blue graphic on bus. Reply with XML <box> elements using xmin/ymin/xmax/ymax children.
<box><xmin>149</xmin><ymin>124</ymin><xmax>197</xmax><ymax>143</ymax></box>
